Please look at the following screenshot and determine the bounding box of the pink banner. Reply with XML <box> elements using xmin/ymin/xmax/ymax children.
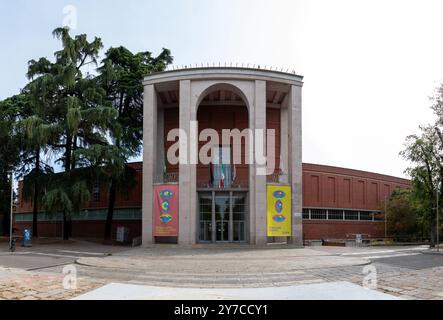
<box><xmin>153</xmin><ymin>184</ymin><xmax>179</xmax><ymax>237</ymax></box>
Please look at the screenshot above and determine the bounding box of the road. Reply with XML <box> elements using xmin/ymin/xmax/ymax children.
<box><xmin>0</xmin><ymin>242</ymin><xmax>442</xmax><ymax>299</ymax></box>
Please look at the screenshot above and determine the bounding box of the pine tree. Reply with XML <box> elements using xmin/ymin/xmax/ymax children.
<box><xmin>98</xmin><ymin>46</ymin><xmax>172</xmax><ymax>241</ymax></box>
<box><xmin>27</xmin><ymin>27</ymin><xmax>117</xmax><ymax>240</ymax></box>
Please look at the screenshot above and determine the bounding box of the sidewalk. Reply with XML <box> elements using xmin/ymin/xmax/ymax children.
<box><xmin>74</xmin><ymin>281</ymin><xmax>399</xmax><ymax>300</ymax></box>
<box><xmin>0</xmin><ymin>266</ymin><xmax>104</xmax><ymax>300</ymax></box>
<box><xmin>75</xmin><ymin>246</ymin><xmax>370</xmax><ymax>288</ymax></box>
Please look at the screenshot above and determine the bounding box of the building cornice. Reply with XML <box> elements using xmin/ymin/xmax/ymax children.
<box><xmin>143</xmin><ymin>67</ymin><xmax>304</xmax><ymax>87</ymax></box>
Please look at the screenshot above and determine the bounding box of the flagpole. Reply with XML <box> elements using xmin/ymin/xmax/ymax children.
<box><xmin>9</xmin><ymin>171</ymin><xmax>14</xmax><ymax>251</ymax></box>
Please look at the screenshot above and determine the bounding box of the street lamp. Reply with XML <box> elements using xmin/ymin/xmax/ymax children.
<box><xmin>384</xmin><ymin>196</ymin><xmax>388</xmax><ymax>240</ymax></box>
<box><xmin>9</xmin><ymin>171</ymin><xmax>14</xmax><ymax>252</ymax></box>
<box><xmin>437</xmin><ymin>177</ymin><xmax>440</xmax><ymax>252</ymax></box>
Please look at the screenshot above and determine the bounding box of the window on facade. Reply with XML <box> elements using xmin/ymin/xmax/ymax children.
<box><xmin>92</xmin><ymin>182</ymin><xmax>100</xmax><ymax>202</ymax></box>
<box><xmin>302</xmin><ymin>208</ymin><xmax>382</xmax><ymax>221</ymax></box>
<box><xmin>345</xmin><ymin>210</ymin><xmax>359</xmax><ymax>220</ymax></box>
<box><xmin>310</xmin><ymin>209</ymin><xmax>327</xmax><ymax>220</ymax></box>
<box><xmin>302</xmin><ymin>208</ymin><xmax>310</xmax><ymax>219</ymax></box>
<box><xmin>328</xmin><ymin>209</ymin><xmax>343</xmax><ymax>220</ymax></box>
<box><xmin>359</xmin><ymin>211</ymin><xmax>373</xmax><ymax>221</ymax></box>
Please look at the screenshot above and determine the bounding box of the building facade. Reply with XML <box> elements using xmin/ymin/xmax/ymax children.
<box><xmin>14</xmin><ymin>162</ymin><xmax>410</xmax><ymax>242</ymax></box>
<box><xmin>142</xmin><ymin>68</ymin><xmax>303</xmax><ymax>246</ymax></box>
<box><xmin>13</xmin><ymin>68</ymin><xmax>410</xmax><ymax>244</ymax></box>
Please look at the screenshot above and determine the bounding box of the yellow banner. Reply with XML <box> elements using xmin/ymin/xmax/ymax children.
<box><xmin>267</xmin><ymin>185</ymin><xmax>292</xmax><ymax>237</ymax></box>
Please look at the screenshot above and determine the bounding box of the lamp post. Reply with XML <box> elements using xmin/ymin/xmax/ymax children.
<box><xmin>9</xmin><ymin>171</ymin><xmax>14</xmax><ymax>252</ymax></box>
<box><xmin>437</xmin><ymin>177</ymin><xmax>440</xmax><ymax>252</ymax></box>
<box><xmin>384</xmin><ymin>196</ymin><xmax>388</xmax><ymax>240</ymax></box>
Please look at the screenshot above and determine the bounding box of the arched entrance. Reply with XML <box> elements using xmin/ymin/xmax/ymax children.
<box><xmin>196</xmin><ymin>87</ymin><xmax>250</xmax><ymax>243</ymax></box>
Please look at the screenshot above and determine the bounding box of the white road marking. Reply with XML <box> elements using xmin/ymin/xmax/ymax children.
<box><xmin>58</xmin><ymin>250</ymin><xmax>107</xmax><ymax>256</ymax></box>
<box><xmin>364</xmin><ymin>252</ymin><xmax>421</xmax><ymax>260</ymax></box>
<box><xmin>341</xmin><ymin>246</ymin><xmax>427</xmax><ymax>256</ymax></box>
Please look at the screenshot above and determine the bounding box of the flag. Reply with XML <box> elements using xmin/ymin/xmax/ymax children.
<box><xmin>162</xmin><ymin>154</ymin><xmax>167</xmax><ymax>180</ymax></box>
<box><xmin>220</xmin><ymin>163</ymin><xmax>225</xmax><ymax>189</ymax></box>
<box><xmin>232</xmin><ymin>163</ymin><xmax>237</xmax><ymax>183</ymax></box>
<box><xmin>209</xmin><ymin>164</ymin><xmax>214</xmax><ymax>187</ymax></box>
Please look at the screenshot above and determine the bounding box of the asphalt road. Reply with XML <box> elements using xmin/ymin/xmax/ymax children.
<box><xmin>372</xmin><ymin>252</ymin><xmax>443</xmax><ymax>270</ymax></box>
<box><xmin>0</xmin><ymin>240</ymin><xmax>124</xmax><ymax>270</ymax></box>
<box><xmin>0</xmin><ymin>253</ymin><xmax>74</xmax><ymax>270</ymax></box>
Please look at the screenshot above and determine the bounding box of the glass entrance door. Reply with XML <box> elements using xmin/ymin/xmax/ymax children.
<box><xmin>215</xmin><ymin>193</ymin><xmax>229</xmax><ymax>242</ymax></box>
<box><xmin>198</xmin><ymin>191</ymin><xmax>248</xmax><ymax>243</ymax></box>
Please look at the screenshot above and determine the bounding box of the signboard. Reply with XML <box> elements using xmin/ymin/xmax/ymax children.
<box><xmin>267</xmin><ymin>185</ymin><xmax>292</xmax><ymax>237</ymax></box>
<box><xmin>153</xmin><ymin>184</ymin><xmax>179</xmax><ymax>237</ymax></box>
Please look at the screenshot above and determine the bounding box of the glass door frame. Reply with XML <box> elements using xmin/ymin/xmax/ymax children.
<box><xmin>197</xmin><ymin>190</ymin><xmax>249</xmax><ymax>244</ymax></box>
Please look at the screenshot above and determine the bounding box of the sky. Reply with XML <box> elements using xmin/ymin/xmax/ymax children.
<box><xmin>1</xmin><ymin>0</ymin><xmax>443</xmax><ymax>179</ymax></box>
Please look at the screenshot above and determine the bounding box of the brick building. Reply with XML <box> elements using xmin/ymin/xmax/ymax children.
<box><xmin>15</xmin><ymin>161</ymin><xmax>410</xmax><ymax>242</ymax></box>
<box><xmin>13</xmin><ymin>67</ymin><xmax>410</xmax><ymax>245</ymax></box>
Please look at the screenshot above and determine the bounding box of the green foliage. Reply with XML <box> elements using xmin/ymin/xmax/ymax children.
<box><xmin>385</xmin><ymin>189</ymin><xmax>420</xmax><ymax>241</ymax></box>
<box><xmin>97</xmin><ymin>45</ymin><xmax>172</xmax><ymax>240</ymax></box>
<box><xmin>2</xmin><ymin>26</ymin><xmax>173</xmax><ymax>240</ymax></box>
<box><xmin>401</xmin><ymin>84</ymin><xmax>443</xmax><ymax>244</ymax></box>
<box><xmin>0</xmin><ymin>96</ymin><xmax>21</xmax><ymax>235</ymax></box>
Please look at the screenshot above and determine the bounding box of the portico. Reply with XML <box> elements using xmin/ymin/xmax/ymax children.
<box><xmin>142</xmin><ymin>67</ymin><xmax>303</xmax><ymax>246</ymax></box>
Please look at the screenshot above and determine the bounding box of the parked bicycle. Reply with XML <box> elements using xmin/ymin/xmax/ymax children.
<box><xmin>9</xmin><ymin>228</ymin><xmax>18</xmax><ymax>252</ymax></box>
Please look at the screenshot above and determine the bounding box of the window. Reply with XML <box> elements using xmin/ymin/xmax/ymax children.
<box><xmin>302</xmin><ymin>208</ymin><xmax>381</xmax><ymax>222</ymax></box>
<box><xmin>359</xmin><ymin>211</ymin><xmax>373</xmax><ymax>221</ymax></box>
<box><xmin>310</xmin><ymin>209</ymin><xmax>327</xmax><ymax>220</ymax></box>
<box><xmin>345</xmin><ymin>210</ymin><xmax>359</xmax><ymax>220</ymax></box>
<box><xmin>328</xmin><ymin>209</ymin><xmax>343</xmax><ymax>220</ymax></box>
<box><xmin>92</xmin><ymin>182</ymin><xmax>100</xmax><ymax>202</ymax></box>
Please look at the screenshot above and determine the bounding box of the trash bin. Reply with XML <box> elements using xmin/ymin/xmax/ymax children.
<box><xmin>22</xmin><ymin>228</ymin><xmax>32</xmax><ymax>247</ymax></box>
<box><xmin>116</xmin><ymin>226</ymin><xmax>129</xmax><ymax>243</ymax></box>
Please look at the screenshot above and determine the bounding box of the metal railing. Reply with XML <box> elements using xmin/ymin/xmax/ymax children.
<box><xmin>154</xmin><ymin>172</ymin><xmax>179</xmax><ymax>184</ymax></box>
<box><xmin>302</xmin><ymin>208</ymin><xmax>383</xmax><ymax>222</ymax></box>
<box><xmin>266</xmin><ymin>172</ymin><xmax>289</xmax><ymax>184</ymax></box>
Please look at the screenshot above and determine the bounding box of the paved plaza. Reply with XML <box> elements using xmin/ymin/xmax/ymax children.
<box><xmin>0</xmin><ymin>240</ymin><xmax>442</xmax><ymax>300</ymax></box>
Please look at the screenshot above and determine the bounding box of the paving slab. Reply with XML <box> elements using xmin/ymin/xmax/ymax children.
<box><xmin>73</xmin><ymin>281</ymin><xmax>400</xmax><ymax>300</ymax></box>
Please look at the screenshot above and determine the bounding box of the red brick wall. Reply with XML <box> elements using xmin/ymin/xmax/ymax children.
<box><xmin>302</xmin><ymin>163</ymin><xmax>410</xmax><ymax>211</ymax></box>
<box><xmin>163</xmin><ymin>105</ymin><xmax>281</xmax><ymax>185</ymax></box>
<box><xmin>303</xmin><ymin>220</ymin><xmax>384</xmax><ymax>240</ymax></box>
<box><xmin>14</xmin><ymin>220</ymin><xmax>142</xmax><ymax>240</ymax></box>
<box><xmin>16</xmin><ymin>162</ymin><xmax>143</xmax><ymax>214</ymax></box>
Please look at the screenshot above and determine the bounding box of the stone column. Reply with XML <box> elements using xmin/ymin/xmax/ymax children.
<box><xmin>288</xmin><ymin>84</ymin><xmax>303</xmax><ymax>246</ymax></box>
<box><xmin>178</xmin><ymin>80</ymin><xmax>192</xmax><ymax>245</ymax></box>
<box><xmin>155</xmin><ymin>105</ymin><xmax>164</xmax><ymax>178</ymax></box>
<box><xmin>142</xmin><ymin>84</ymin><xmax>157</xmax><ymax>246</ymax></box>
<box><xmin>280</xmin><ymin>104</ymin><xmax>289</xmax><ymax>183</ymax></box>
<box><xmin>254</xmin><ymin>80</ymin><xmax>267</xmax><ymax>245</ymax></box>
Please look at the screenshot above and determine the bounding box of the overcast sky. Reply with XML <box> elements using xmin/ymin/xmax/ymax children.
<box><xmin>1</xmin><ymin>0</ymin><xmax>442</xmax><ymax>178</ymax></box>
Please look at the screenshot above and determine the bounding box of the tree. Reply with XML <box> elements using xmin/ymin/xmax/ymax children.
<box><xmin>16</xmin><ymin>82</ymin><xmax>61</xmax><ymax>238</ymax></box>
<box><xmin>27</xmin><ymin>27</ymin><xmax>117</xmax><ymax>240</ymax></box>
<box><xmin>97</xmin><ymin>46</ymin><xmax>173</xmax><ymax>241</ymax></box>
<box><xmin>384</xmin><ymin>189</ymin><xmax>419</xmax><ymax>241</ymax></box>
<box><xmin>0</xmin><ymin>96</ymin><xmax>21</xmax><ymax>235</ymax></box>
<box><xmin>401</xmin><ymin>85</ymin><xmax>443</xmax><ymax>246</ymax></box>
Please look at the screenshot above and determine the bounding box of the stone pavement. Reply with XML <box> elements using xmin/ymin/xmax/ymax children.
<box><xmin>0</xmin><ymin>243</ymin><xmax>442</xmax><ymax>300</ymax></box>
<box><xmin>74</xmin><ymin>281</ymin><xmax>399</xmax><ymax>300</ymax></box>
<box><xmin>0</xmin><ymin>266</ymin><xmax>104</xmax><ymax>300</ymax></box>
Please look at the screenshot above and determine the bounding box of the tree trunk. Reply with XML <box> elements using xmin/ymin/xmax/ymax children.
<box><xmin>63</xmin><ymin>211</ymin><xmax>69</xmax><ymax>240</ymax></box>
<box><xmin>63</xmin><ymin>135</ymin><xmax>72</xmax><ymax>240</ymax></box>
<box><xmin>32</xmin><ymin>148</ymin><xmax>40</xmax><ymax>238</ymax></box>
<box><xmin>430</xmin><ymin>217</ymin><xmax>436</xmax><ymax>247</ymax></box>
<box><xmin>104</xmin><ymin>179</ymin><xmax>117</xmax><ymax>242</ymax></box>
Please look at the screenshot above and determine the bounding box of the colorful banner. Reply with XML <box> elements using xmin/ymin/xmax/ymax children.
<box><xmin>153</xmin><ymin>184</ymin><xmax>179</xmax><ymax>237</ymax></box>
<box><xmin>267</xmin><ymin>185</ymin><xmax>292</xmax><ymax>237</ymax></box>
